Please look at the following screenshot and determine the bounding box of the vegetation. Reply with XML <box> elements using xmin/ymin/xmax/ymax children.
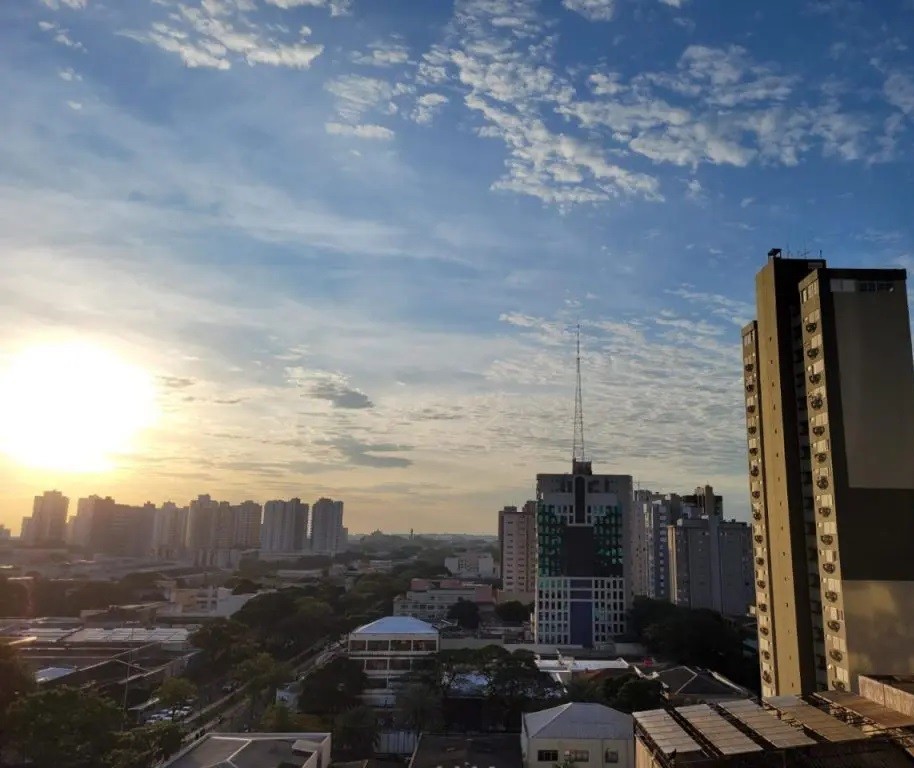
<box><xmin>259</xmin><ymin>703</ymin><xmax>317</xmax><ymax>733</ymax></box>
<box><xmin>156</xmin><ymin>676</ymin><xmax>197</xmax><ymax>718</ymax></box>
<box><xmin>629</xmin><ymin>597</ymin><xmax>759</xmax><ymax>694</ymax></box>
<box><xmin>300</xmin><ymin>657</ymin><xmax>367</xmax><ymax>716</ymax></box>
<box><xmin>564</xmin><ymin>673</ymin><xmax>664</xmax><ymax>713</ymax></box>
<box><xmin>234</xmin><ymin>652</ymin><xmax>291</xmax><ymax>717</ymax></box>
<box><xmin>447</xmin><ymin>598</ymin><xmax>481</xmax><ymax>629</ymax></box>
<box><xmin>395</xmin><ymin>682</ymin><xmax>443</xmax><ymax>732</ymax></box>
<box><xmin>7</xmin><ymin>686</ymin><xmax>124</xmax><ymax>768</ymax></box>
<box><xmin>0</xmin><ymin>642</ymin><xmax>36</xmax><ymax>746</ymax></box>
<box><xmin>333</xmin><ymin>705</ymin><xmax>379</xmax><ymax>759</ymax></box>
<box><xmin>494</xmin><ymin>600</ymin><xmax>532</xmax><ymax>623</ymax></box>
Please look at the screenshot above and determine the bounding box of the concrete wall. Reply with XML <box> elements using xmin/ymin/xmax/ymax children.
<box><xmin>523</xmin><ymin>737</ymin><xmax>633</xmax><ymax>768</ymax></box>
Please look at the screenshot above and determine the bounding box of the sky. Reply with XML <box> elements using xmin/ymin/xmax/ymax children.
<box><xmin>1</xmin><ymin>0</ymin><xmax>913</xmax><ymax>535</ymax></box>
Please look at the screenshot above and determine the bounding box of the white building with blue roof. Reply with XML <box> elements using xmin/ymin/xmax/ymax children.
<box><xmin>347</xmin><ymin>616</ymin><xmax>439</xmax><ymax>707</ymax></box>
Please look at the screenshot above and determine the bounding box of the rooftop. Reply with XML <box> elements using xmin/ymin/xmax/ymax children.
<box><xmin>409</xmin><ymin>734</ymin><xmax>521</xmax><ymax>768</ymax></box>
<box><xmin>523</xmin><ymin>702</ymin><xmax>633</xmax><ymax>740</ymax></box>
<box><xmin>164</xmin><ymin>733</ymin><xmax>330</xmax><ymax>768</ymax></box>
<box><xmin>351</xmin><ymin>616</ymin><xmax>438</xmax><ymax>636</ymax></box>
<box><xmin>654</xmin><ymin>666</ymin><xmax>749</xmax><ymax>698</ymax></box>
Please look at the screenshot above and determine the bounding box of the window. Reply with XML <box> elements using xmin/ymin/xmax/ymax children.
<box><xmin>605</xmin><ymin>750</ymin><xmax>619</xmax><ymax>764</ymax></box>
<box><xmin>538</xmin><ymin>751</ymin><xmax>559</xmax><ymax>763</ymax></box>
<box><xmin>568</xmin><ymin>751</ymin><xmax>589</xmax><ymax>762</ymax></box>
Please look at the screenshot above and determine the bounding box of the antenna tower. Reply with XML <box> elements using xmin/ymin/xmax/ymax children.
<box><xmin>573</xmin><ymin>324</ymin><xmax>586</xmax><ymax>462</ymax></box>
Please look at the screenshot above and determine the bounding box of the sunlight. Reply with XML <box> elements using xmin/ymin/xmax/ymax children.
<box><xmin>0</xmin><ymin>340</ymin><xmax>157</xmax><ymax>473</ymax></box>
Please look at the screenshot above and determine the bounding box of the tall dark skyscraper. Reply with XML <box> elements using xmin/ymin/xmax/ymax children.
<box><xmin>743</xmin><ymin>251</ymin><xmax>914</xmax><ymax>696</ymax></box>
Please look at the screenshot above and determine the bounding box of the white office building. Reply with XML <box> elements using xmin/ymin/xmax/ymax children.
<box><xmin>534</xmin><ymin>462</ymin><xmax>633</xmax><ymax>648</ymax></box>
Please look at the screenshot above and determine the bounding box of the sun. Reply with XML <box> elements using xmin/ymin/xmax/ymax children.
<box><xmin>0</xmin><ymin>340</ymin><xmax>157</xmax><ymax>473</ymax></box>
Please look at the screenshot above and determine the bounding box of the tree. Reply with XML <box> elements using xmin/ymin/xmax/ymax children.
<box><xmin>494</xmin><ymin>600</ymin><xmax>531</xmax><ymax>623</ymax></box>
<box><xmin>260</xmin><ymin>703</ymin><xmax>312</xmax><ymax>732</ymax></box>
<box><xmin>190</xmin><ymin>617</ymin><xmax>254</xmax><ymax>671</ymax></box>
<box><xmin>487</xmin><ymin>651</ymin><xmax>562</xmax><ymax>729</ymax></box>
<box><xmin>157</xmin><ymin>676</ymin><xmax>197</xmax><ymax>718</ymax></box>
<box><xmin>610</xmin><ymin>677</ymin><xmax>664</xmax><ymax>714</ymax></box>
<box><xmin>395</xmin><ymin>683</ymin><xmax>442</xmax><ymax>732</ymax></box>
<box><xmin>104</xmin><ymin>722</ymin><xmax>184</xmax><ymax>768</ymax></box>
<box><xmin>333</xmin><ymin>705</ymin><xmax>379</xmax><ymax>759</ymax></box>
<box><xmin>564</xmin><ymin>676</ymin><xmax>604</xmax><ymax>703</ymax></box>
<box><xmin>230</xmin><ymin>578</ymin><xmax>261</xmax><ymax>595</ymax></box>
<box><xmin>0</xmin><ymin>642</ymin><xmax>35</xmax><ymax>745</ymax></box>
<box><xmin>234</xmin><ymin>652</ymin><xmax>291</xmax><ymax>717</ymax></box>
<box><xmin>301</xmin><ymin>657</ymin><xmax>366</xmax><ymax>716</ymax></box>
<box><xmin>447</xmin><ymin>598</ymin><xmax>480</xmax><ymax>630</ymax></box>
<box><xmin>8</xmin><ymin>686</ymin><xmax>123</xmax><ymax>768</ymax></box>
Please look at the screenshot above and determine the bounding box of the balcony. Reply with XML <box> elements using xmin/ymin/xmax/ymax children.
<box><xmin>746</xmin><ymin>382</ymin><xmax>755</xmax><ymax>393</ymax></box>
<box><xmin>763</xmin><ymin>671</ymin><xmax>772</xmax><ymax>684</ymax></box>
<box><xmin>756</xmin><ymin>557</ymin><xmax>765</xmax><ymax>566</ymax></box>
<box><xmin>757</xmin><ymin>579</ymin><xmax>766</xmax><ymax>589</ymax></box>
<box><xmin>753</xmin><ymin>511</ymin><xmax>762</xmax><ymax>521</ymax></box>
<box><xmin>752</xmin><ymin>490</ymin><xmax>761</xmax><ymax>499</ymax></box>
<box><xmin>750</xmin><ymin>466</ymin><xmax>760</xmax><ymax>477</ymax></box>
<box><xmin>748</xmin><ymin>426</ymin><xmax>758</xmax><ymax>435</ymax></box>
<box><xmin>759</xmin><ymin>603</ymin><xmax>768</xmax><ymax>613</ymax></box>
<box><xmin>754</xmin><ymin>535</ymin><xmax>764</xmax><ymax>544</ymax></box>
<box><xmin>746</xmin><ymin>404</ymin><xmax>756</xmax><ymax>414</ymax></box>
<box><xmin>745</xmin><ymin>363</ymin><xmax>754</xmax><ymax>373</ymax></box>
<box><xmin>749</xmin><ymin>446</ymin><xmax>759</xmax><ymax>456</ymax></box>
<box><xmin>823</xmin><ymin>562</ymin><xmax>836</xmax><ymax>574</ymax></box>
<box><xmin>762</xmin><ymin>650</ymin><xmax>771</xmax><ymax>660</ymax></box>
<box><xmin>760</xmin><ymin>626</ymin><xmax>769</xmax><ymax>636</ymax></box>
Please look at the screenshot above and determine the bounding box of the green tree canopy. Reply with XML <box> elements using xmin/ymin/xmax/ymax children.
<box><xmin>260</xmin><ymin>703</ymin><xmax>313</xmax><ymax>732</ymax></box>
<box><xmin>0</xmin><ymin>643</ymin><xmax>35</xmax><ymax>746</ymax></box>
<box><xmin>8</xmin><ymin>686</ymin><xmax>124</xmax><ymax>768</ymax></box>
<box><xmin>395</xmin><ymin>682</ymin><xmax>443</xmax><ymax>732</ymax></box>
<box><xmin>447</xmin><ymin>598</ymin><xmax>480</xmax><ymax>630</ymax></box>
<box><xmin>300</xmin><ymin>657</ymin><xmax>367</xmax><ymax>716</ymax></box>
<box><xmin>157</xmin><ymin>676</ymin><xmax>197</xmax><ymax>715</ymax></box>
<box><xmin>190</xmin><ymin>617</ymin><xmax>255</xmax><ymax>670</ymax></box>
<box><xmin>494</xmin><ymin>600</ymin><xmax>531</xmax><ymax>623</ymax></box>
<box><xmin>333</xmin><ymin>705</ymin><xmax>379</xmax><ymax>759</ymax></box>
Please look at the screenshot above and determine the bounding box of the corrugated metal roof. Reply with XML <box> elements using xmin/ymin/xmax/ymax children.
<box><xmin>718</xmin><ymin>699</ymin><xmax>816</xmax><ymax>749</ymax></box>
<box><xmin>815</xmin><ymin>691</ymin><xmax>914</xmax><ymax>729</ymax></box>
<box><xmin>676</xmin><ymin>704</ymin><xmax>763</xmax><ymax>756</ymax></box>
<box><xmin>765</xmin><ymin>695</ymin><xmax>866</xmax><ymax>743</ymax></box>
<box><xmin>350</xmin><ymin>616</ymin><xmax>438</xmax><ymax>635</ymax></box>
<box><xmin>524</xmin><ymin>703</ymin><xmax>632</xmax><ymax>740</ymax></box>
<box><xmin>633</xmin><ymin>709</ymin><xmax>703</xmax><ymax>756</ymax></box>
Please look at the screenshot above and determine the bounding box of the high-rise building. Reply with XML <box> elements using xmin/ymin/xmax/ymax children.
<box><xmin>261</xmin><ymin>498</ymin><xmax>309</xmax><ymax>552</ymax></box>
<box><xmin>499</xmin><ymin>502</ymin><xmax>536</xmax><ymax>597</ymax></box>
<box><xmin>231</xmin><ymin>500</ymin><xmax>262</xmax><ymax>549</ymax></box>
<box><xmin>682</xmin><ymin>485</ymin><xmax>723</xmax><ymax>517</ymax></box>
<box><xmin>88</xmin><ymin>500</ymin><xmax>155</xmax><ymax>557</ymax></box>
<box><xmin>311</xmin><ymin>498</ymin><xmax>344</xmax><ymax>554</ymax></box>
<box><xmin>631</xmin><ymin>491</ymin><xmax>681</xmax><ymax>601</ymax></box>
<box><xmin>184</xmin><ymin>494</ymin><xmax>219</xmax><ymax>563</ymax></box>
<box><xmin>25</xmin><ymin>490</ymin><xmax>69</xmax><ymax>545</ymax></box>
<box><xmin>152</xmin><ymin>502</ymin><xmax>188</xmax><ymax>560</ymax></box>
<box><xmin>534</xmin><ymin>461</ymin><xmax>633</xmax><ymax>647</ymax></box>
<box><xmin>668</xmin><ymin>513</ymin><xmax>753</xmax><ymax>616</ymax></box>
<box><xmin>743</xmin><ymin>251</ymin><xmax>914</xmax><ymax>696</ymax></box>
<box><xmin>70</xmin><ymin>495</ymin><xmax>103</xmax><ymax>548</ymax></box>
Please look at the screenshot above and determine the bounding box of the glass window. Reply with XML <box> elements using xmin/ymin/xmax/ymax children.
<box><xmin>569</xmin><ymin>751</ymin><xmax>589</xmax><ymax>762</ymax></box>
<box><xmin>605</xmin><ymin>750</ymin><xmax>619</xmax><ymax>764</ymax></box>
<box><xmin>349</xmin><ymin>640</ymin><xmax>367</xmax><ymax>651</ymax></box>
<box><xmin>538</xmin><ymin>752</ymin><xmax>559</xmax><ymax>763</ymax></box>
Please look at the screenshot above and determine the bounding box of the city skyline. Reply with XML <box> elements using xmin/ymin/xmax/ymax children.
<box><xmin>2</xmin><ymin>0</ymin><xmax>914</xmax><ymax>534</ymax></box>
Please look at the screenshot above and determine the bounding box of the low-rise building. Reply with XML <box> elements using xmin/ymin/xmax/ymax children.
<box><xmin>633</xmin><ymin>692</ymin><xmax>914</xmax><ymax>767</ymax></box>
<box><xmin>535</xmin><ymin>655</ymin><xmax>631</xmax><ymax>686</ymax></box>
<box><xmin>393</xmin><ymin>579</ymin><xmax>494</xmax><ymax>622</ymax></box>
<box><xmin>156</xmin><ymin>584</ymin><xmax>267</xmax><ymax>619</ymax></box>
<box><xmin>643</xmin><ymin>665</ymin><xmax>751</xmax><ymax>706</ymax></box>
<box><xmin>346</xmin><ymin>616</ymin><xmax>438</xmax><ymax>707</ymax></box>
<box><xmin>444</xmin><ymin>551</ymin><xmax>497</xmax><ymax>579</ymax></box>
<box><xmin>163</xmin><ymin>732</ymin><xmax>331</xmax><ymax>768</ymax></box>
<box><xmin>410</xmin><ymin>734</ymin><xmax>521</xmax><ymax>768</ymax></box>
<box><xmin>521</xmin><ymin>702</ymin><xmax>634</xmax><ymax>768</ymax></box>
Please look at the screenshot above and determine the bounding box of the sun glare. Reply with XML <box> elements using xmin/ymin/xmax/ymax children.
<box><xmin>0</xmin><ymin>341</ymin><xmax>157</xmax><ymax>473</ymax></box>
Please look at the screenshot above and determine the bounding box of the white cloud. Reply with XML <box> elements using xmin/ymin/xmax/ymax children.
<box><xmin>740</xmin><ymin>197</ymin><xmax>754</xmax><ymax>208</ymax></box>
<box><xmin>66</xmin><ymin>100</ymin><xmax>83</xmax><ymax>110</ymax></box>
<box><xmin>659</xmin><ymin>0</ymin><xmax>686</xmax><ymax>6</ymax></box>
<box><xmin>124</xmin><ymin>3</ymin><xmax>324</xmax><ymax>70</ymax></box>
<box><xmin>885</xmin><ymin>72</ymin><xmax>914</xmax><ymax>115</ymax></box>
<box><xmin>58</xmin><ymin>67</ymin><xmax>82</xmax><ymax>81</ymax></box>
<box><xmin>325</xmin><ymin>122</ymin><xmax>395</xmax><ymax>140</ymax></box>
<box><xmin>411</xmin><ymin>93</ymin><xmax>448</xmax><ymax>125</ymax></box>
<box><xmin>39</xmin><ymin>0</ymin><xmax>88</xmax><ymax>8</ymax></box>
<box><xmin>263</xmin><ymin>0</ymin><xmax>352</xmax><ymax>15</ymax></box>
<box><xmin>685</xmin><ymin>178</ymin><xmax>703</xmax><ymax>200</ymax></box>
<box><xmin>352</xmin><ymin>42</ymin><xmax>410</xmax><ymax>68</ymax></box>
<box><xmin>325</xmin><ymin>75</ymin><xmax>394</xmax><ymax>121</ymax></box>
<box><xmin>562</xmin><ymin>0</ymin><xmax>616</xmax><ymax>21</ymax></box>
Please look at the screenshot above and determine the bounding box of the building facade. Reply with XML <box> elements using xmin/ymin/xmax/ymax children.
<box><xmin>393</xmin><ymin>578</ymin><xmax>494</xmax><ymax>622</ymax></box>
<box><xmin>231</xmin><ymin>500</ymin><xmax>262</xmax><ymax>549</ymax></box>
<box><xmin>23</xmin><ymin>490</ymin><xmax>69</xmax><ymax>545</ymax></box>
<box><xmin>261</xmin><ymin>498</ymin><xmax>309</xmax><ymax>553</ymax></box>
<box><xmin>499</xmin><ymin>503</ymin><xmax>537</xmax><ymax>598</ymax></box>
<box><xmin>667</xmin><ymin>514</ymin><xmax>753</xmax><ymax>616</ymax></box>
<box><xmin>534</xmin><ymin>461</ymin><xmax>633</xmax><ymax>648</ymax></box>
<box><xmin>743</xmin><ymin>252</ymin><xmax>914</xmax><ymax>697</ymax></box>
<box><xmin>444</xmin><ymin>551</ymin><xmax>496</xmax><ymax>579</ymax></box>
<box><xmin>311</xmin><ymin>498</ymin><xmax>344</xmax><ymax>554</ymax></box>
<box><xmin>631</xmin><ymin>491</ymin><xmax>681</xmax><ymax>601</ymax></box>
<box><xmin>346</xmin><ymin>616</ymin><xmax>438</xmax><ymax>707</ymax></box>
<box><xmin>151</xmin><ymin>502</ymin><xmax>188</xmax><ymax>560</ymax></box>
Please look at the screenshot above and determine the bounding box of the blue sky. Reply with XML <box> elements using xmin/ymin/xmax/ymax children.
<box><xmin>1</xmin><ymin>0</ymin><xmax>912</xmax><ymax>533</ymax></box>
